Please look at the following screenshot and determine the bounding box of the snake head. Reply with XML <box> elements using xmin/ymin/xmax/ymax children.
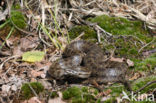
<box><xmin>48</xmin><ymin>62</ymin><xmax>66</xmax><ymax>79</ymax></box>
<box><xmin>48</xmin><ymin>55</ymin><xmax>91</xmax><ymax>80</ymax></box>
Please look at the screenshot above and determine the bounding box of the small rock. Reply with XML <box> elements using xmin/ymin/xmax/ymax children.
<box><xmin>2</xmin><ymin>85</ymin><xmax>11</xmax><ymax>93</ymax></box>
<box><xmin>0</xmin><ymin>79</ymin><xmax>4</xmax><ymax>85</ymax></box>
<box><xmin>11</xmin><ymin>85</ymin><xmax>17</xmax><ymax>91</ymax></box>
<box><xmin>41</xmin><ymin>74</ymin><xmax>46</xmax><ymax>78</ymax></box>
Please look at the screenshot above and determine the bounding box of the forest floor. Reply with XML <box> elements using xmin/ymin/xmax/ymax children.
<box><xmin>0</xmin><ymin>0</ymin><xmax>156</xmax><ymax>103</ymax></box>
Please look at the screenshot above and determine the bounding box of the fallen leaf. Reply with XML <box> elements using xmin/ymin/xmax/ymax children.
<box><xmin>129</xmin><ymin>72</ymin><xmax>142</xmax><ymax>80</ymax></box>
<box><xmin>22</xmin><ymin>51</ymin><xmax>45</xmax><ymax>62</ymax></box>
<box><xmin>21</xmin><ymin>97</ymin><xmax>43</xmax><ymax>103</ymax></box>
<box><xmin>126</xmin><ymin>59</ymin><xmax>134</xmax><ymax>67</ymax></box>
<box><xmin>110</xmin><ymin>57</ymin><xmax>124</xmax><ymax>62</ymax></box>
<box><xmin>30</xmin><ymin>70</ymin><xmax>44</xmax><ymax>78</ymax></box>
<box><xmin>20</xmin><ymin>37</ymin><xmax>39</xmax><ymax>51</ymax></box>
<box><xmin>13</xmin><ymin>46</ymin><xmax>23</xmax><ymax>56</ymax></box>
<box><xmin>48</xmin><ymin>98</ymin><xmax>66</xmax><ymax>103</ymax></box>
<box><xmin>97</xmin><ymin>89</ymin><xmax>112</xmax><ymax>97</ymax></box>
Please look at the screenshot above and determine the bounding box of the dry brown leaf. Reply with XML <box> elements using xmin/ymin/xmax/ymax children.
<box><xmin>97</xmin><ymin>89</ymin><xmax>112</xmax><ymax>97</ymax></box>
<box><xmin>21</xmin><ymin>97</ymin><xmax>44</xmax><ymax>103</ymax></box>
<box><xmin>2</xmin><ymin>84</ymin><xmax>11</xmax><ymax>93</ymax></box>
<box><xmin>20</xmin><ymin>36</ymin><xmax>39</xmax><ymax>51</ymax></box>
<box><xmin>110</xmin><ymin>57</ymin><xmax>124</xmax><ymax>62</ymax></box>
<box><xmin>30</xmin><ymin>78</ymin><xmax>37</xmax><ymax>82</ymax></box>
<box><xmin>30</xmin><ymin>70</ymin><xmax>44</xmax><ymax>78</ymax></box>
<box><xmin>13</xmin><ymin>46</ymin><xmax>23</xmax><ymax>56</ymax></box>
<box><xmin>126</xmin><ymin>59</ymin><xmax>134</xmax><ymax>67</ymax></box>
<box><xmin>48</xmin><ymin>98</ymin><xmax>66</xmax><ymax>103</ymax></box>
<box><xmin>129</xmin><ymin>72</ymin><xmax>142</xmax><ymax>80</ymax></box>
<box><xmin>35</xmin><ymin>61</ymin><xmax>51</xmax><ymax>71</ymax></box>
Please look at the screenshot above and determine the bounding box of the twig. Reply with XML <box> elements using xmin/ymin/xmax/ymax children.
<box><xmin>138</xmin><ymin>38</ymin><xmax>155</xmax><ymax>53</ymax></box>
<box><xmin>115</xmin><ymin>35</ymin><xmax>145</xmax><ymax>45</ymax></box>
<box><xmin>72</xmin><ymin>32</ymin><xmax>85</xmax><ymax>42</ymax></box>
<box><xmin>95</xmin><ymin>25</ymin><xmax>112</xmax><ymax>37</ymax></box>
<box><xmin>0</xmin><ymin>55</ymin><xmax>20</xmax><ymax>69</ymax></box>
<box><xmin>28</xmin><ymin>83</ymin><xmax>39</xmax><ymax>98</ymax></box>
<box><xmin>133</xmin><ymin>80</ymin><xmax>156</xmax><ymax>95</ymax></box>
<box><xmin>3</xmin><ymin>66</ymin><xmax>12</xmax><ymax>76</ymax></box>
<box><xmin>96</xmin><ymin>28</ymin><xmax>101</xmax><ymax>43</ymax></box>
<box><xmin>39</xmin><ymin>31</ymin><xmax>51</xmax><ymax>47</ymax></box>
<box><xmin>77</xmin><ymin>17</ymin><xmax>113</xmax><ymax>43</ymax></box>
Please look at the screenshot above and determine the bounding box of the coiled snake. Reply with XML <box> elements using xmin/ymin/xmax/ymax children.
<box><xmin>48</xmin><ymin>40</ymin><xmax>131</xmax><ymax>90</ymax></box>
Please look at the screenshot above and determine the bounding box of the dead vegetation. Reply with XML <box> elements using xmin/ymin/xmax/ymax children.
<box><xmin>0</xmin><ymin>0</ymin><xmax>156</xmax><ymax>103</ymax></box>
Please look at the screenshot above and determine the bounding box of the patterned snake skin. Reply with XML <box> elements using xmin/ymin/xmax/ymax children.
<box><xmin>48</xmin><ymin>40</ymin><xmax>131</xmax><ymax>90</ymax></box>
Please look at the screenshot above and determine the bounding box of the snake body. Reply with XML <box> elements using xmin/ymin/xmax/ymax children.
<box><xmin>48</xmin><ymin>40</ymin><xmax>131</xmax><ymax>90</ymax></box>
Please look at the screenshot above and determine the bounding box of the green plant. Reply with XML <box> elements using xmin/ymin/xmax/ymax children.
<box><xmin>132</xmin><ymin>75</ymin><xmax>156</xmax><ymax>93</ymax></box>
<box><xmin>21</xmin><ymin>82</ymin><xmax>44</xmax><ymax>100</ymax></box>
<box><xmin>50</xmin><ymin>91</ymin><xmax>59</xmax><ymax>98</ymax></box>
<box><xmin>0</xmin><ymin>4</ymin><xmax>27</xmax><ymax>49</ymax></box>
<box><xmin>62</xmin><ymin>86</ymin><xmax>99</xmax><ymax>103</ymax></box>
<box><xmin>69</xmin><ymin>25</ymin><xmax>97</xmax><ymax>42</ymax></box>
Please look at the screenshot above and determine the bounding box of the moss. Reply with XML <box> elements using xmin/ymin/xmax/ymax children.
<box><xmin>81</xmin><ymin>86</ymin><xmax>88</xmax><ymax>93</ymax></box>
<box><xmin>108</xmin><ymin>84</ymin><xmax>126</xmax><ymax>96</ymax></box>
<box><xmin>12</xmin><ymin>4</ymin><xmax>21</xmax><ymax>9</ymax></box>
<box><xmin>10</xmin><ymin>11</ymin><xmax>27</xmax><ymax>29</ymax></box>
<box><xmin>72</xmin><ymin>94</ymin><xmax>95</xmax><ymax>103</ymax></box>
<box><xmin>68</xmin><ymin>15</ymin><xmax>155</xmax><ymax>59</ymax></box>
<box><xmin>8</xmin><ymin>4</ymin><xmax>27</xmax><ymax>29</ymax></box>
<box><xmin>104</xmin><ymin>97</ymin><xmax>116</xmax><ymax>103</ymax></box>
<box><xmin>71</xmin><ymin>97</ymin><xmax>86</xmax><ymax>103</ymax></box>
<box><xmin>20</xmin><ymin>82</ymin><xmax>44</xmax><ymax>100</ymax></box>
<box><xmin>134</xmin><ymin>53</ymin><xmax>156</xmax><ymax>71</ymax></box>
<box><xmin>62</xmin><ymin>86</ymin><xmax>99</xmax><ymax>103</ymax></box>
<box><xmin>104</xmin><ymin>37</ymin><xmax>142</xmax><ymax>58</ymax></box>
<box><xmin>132</xmin><ymin>75</ymin><xmax>156</xmax><ymax>93</ymax></box>
<box><xmin>69</xmin><ymin>25</ymin><xmax>97</xmax><ymax>42</ymax></box>
<box><xmin>88</xmin><ymin>15</ymin><xmax>151</xmax><ymax>42</ymax></box>
<box><xmin>63</xmin><ymin>86</ymin><xmax>81</xmax><ymax>99</ymax></box>
<box><xmin>97</xmin><ymin>83</ymin><xmax>128</xmax><ymax>102</ymax></box>
<box><xmin>50</xmin><ymin>91</ymin><xmax>59</xmax><ymax>98</ymax></box>
<box><xmin>87</xmin><ymin>15</ymin><xmax>155</xmax><ymax>58</ymax></box>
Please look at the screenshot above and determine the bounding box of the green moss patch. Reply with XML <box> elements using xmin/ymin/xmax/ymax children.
<box><xmin>69</xmin><ymin>25</ymin><xmax>97</xmax><ymax>42</ymax></box>
<box><xmin>62</xmin><ymin>86</ymin><xmax>99</xmax><ymax>103</ymax></box>
<box><xmin>9</xmin><ymin>4</ymin><xmax>27</xmax><ymax>29</ymax></box>
<box><xmin>132</xmin><ymin>75</ymin><xmax>156</xmax><ymax>93</ymax></box>
<box><xmin>10</xmin><ymin>11</ymin><xmax>27</xmax><ymax>29</ymax></box>
<box><xmin>50</xmin><ymin>91</ymin><xmax>59</xmax><ymax>98</ymax></box>
<box><xmin>133</xmin><ymin>53</ymin><xmax>156</xmax><ymax>71</ymax></box>
<box><xmin>20</xmin><ymin>82</ymin><xmax>44</xmax><ymax>100</ymax></box>
<box><xmin>104</xmin><ymin>36</ymin><xmax>143</xmax><ymax>58</ymax></box>
<box><xmin>69</xmin><ymin>15</ymin><xmax>155</xmax><ymax>59</ymax></box>
<box><xmin>88</xmin><ymin>15</ymin><xmax>152</xmax><ymax>42</ymax></box>
<box><xmin>87</xmin><ymin>15</ymin><xmax>155</xmax><ymax>59</ymax></box>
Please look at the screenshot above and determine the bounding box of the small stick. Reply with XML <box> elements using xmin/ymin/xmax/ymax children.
<box><xmin>133</xmin><ymin>80</ymin><xmax>156</xmax><ymax>95</ymax></box>
<box><xmin>28</xmin><ymin>83</ymin><xmax>39</xmax><ymax>98</ymax></box>
<box><xmin>0</xmin><ymin>55</ymin><xmax>20</xmax><ymax>69</ymax></box>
